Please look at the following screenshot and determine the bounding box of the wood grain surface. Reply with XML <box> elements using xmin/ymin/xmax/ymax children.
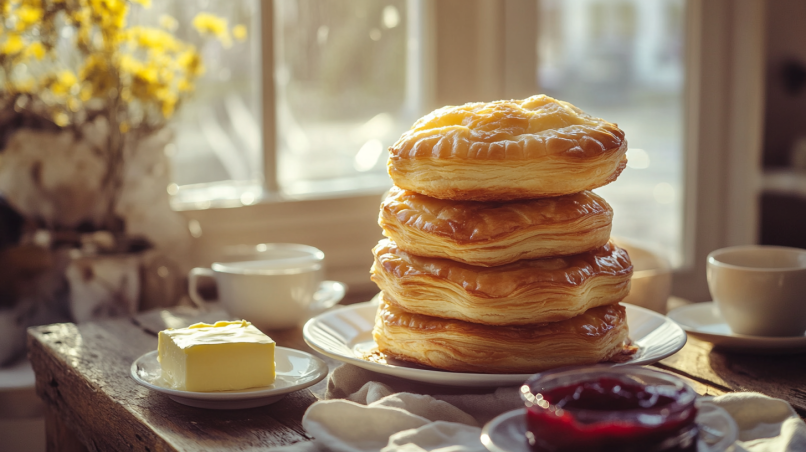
<box><xmin>28</xmin><ymin>308</ymin><xmax>332</xmax><ymax>451</ymax></box>
<box><xmin>657</xmin><ymin>336</ymin><xmax>806</xmax><ymax>415</ymax></box>
<box><xmin>28</xmin><ymin>305</ymin><xmax>805</xmax><ymax>451</ymax></box>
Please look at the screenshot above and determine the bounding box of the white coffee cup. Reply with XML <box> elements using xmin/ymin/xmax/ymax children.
<box><xmin>189</xmin><ymin>244</ymin><xmax>341</xmax><ymax>330</ymax></box>
<box><xmin>707</xmin><ymin>245</ymin><xmax>806</xmax><ymax>337</ymax></box>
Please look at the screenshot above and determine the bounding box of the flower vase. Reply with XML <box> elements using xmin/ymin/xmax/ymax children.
<box><xmin>65</xmin><ymin>251</ymin><xmax>142</xmax><ymax>323</ymax></box>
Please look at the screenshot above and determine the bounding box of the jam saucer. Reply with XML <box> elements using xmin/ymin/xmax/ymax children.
<box><xmin>668</xmin><ymin>302</ymin><xmax>806</xmax><ymax>354</ymax></box>
<box><xmin>481</xmin><ymin>401</ymin><xmax>738</xmax><ymax>452</ymax></box>
<box><xmin>130</xmin><ymin>347</ymin><xmax>328</xmax><ymax>409</ymax></box>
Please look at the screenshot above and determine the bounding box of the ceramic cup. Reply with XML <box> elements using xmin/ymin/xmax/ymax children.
<box><xmin>189</xmin><ymin>244</ymin><xmax>339</xmax><ymax>330</ymax></box>
<box><xmin>707</xmin><ymin>245</ymin><xmax>806</xmax><ymax>337</ymax></box>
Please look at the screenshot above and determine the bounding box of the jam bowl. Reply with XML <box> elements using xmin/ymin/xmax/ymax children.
<box><xmin>519</xmin><ymin>366</ymin><xmax>705</xmax><ymax>452</ymax></box>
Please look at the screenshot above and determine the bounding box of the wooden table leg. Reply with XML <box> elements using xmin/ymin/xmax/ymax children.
<box><xmin>45</xmin><ymin>407</ymin><xmax>88</xmax><ymax>452</ymax></box>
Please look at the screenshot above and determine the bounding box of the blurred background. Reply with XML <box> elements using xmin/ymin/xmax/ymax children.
<box><xmin>3</xmin><ymin>0</ymin><xmax>798</xmax><ymax>330</ymax></box>
<box><xmin>172</xmin><ymin>0</ymin><xmax>688</xmax><ymax>265</ymax></box>
<box><xmin>0</xmin><ymin>0</ymin><xmax>806</xmax><ymax>450</ymax></box>
<box><xmin>168</xmin><ymin>0</ymin><xmax>791</xmax><ymax>305</ymax></box>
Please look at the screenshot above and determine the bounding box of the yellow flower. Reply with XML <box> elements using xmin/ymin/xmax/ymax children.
<box><xmin>138</xmin><ymin>65</ymin><xmax>158</xmax><ymax>83</ymax></box>
<box><xmin>126</xmin><ymin>26</ymin><xmax>180</xmax><ymax>51</ymax></box>
<box><xmin>119</xmin><ymin>54</ymin><xmax>140</xmax><ymax>73</ymax></box>
<box><xmin>233</xmin><ymin>24</ymin><xmax>247</xmax><ymax>41</ymax></box>
<box><xmin>156</xmin><ymin>87</ymin><xmax>177</xmax><ymax>118</ymax></box>
<box><xmin>53</xmin><ymin>112</ymin><xmax>69</xmax><ymax>127</ymax></box>
<box><xmin>51</xmin><ymin>70</ymin><xmax>78</xmax><ymax>95</ymax></box>
<box><xmin>159</xmin><ymin>14</ymin><xmax>178</xmax><ymax>31</ymax></box>
<box><xmin>177</xmin><ymin>49</ymin><xmax>203</xmax><ymax>77</ymax></box>
<box><xmin>130</xmin><ymin>74</ymin><xmax>153</xmax><ymax>100</ymax></box>
<box><xmin>176</xmin><ymin>78</ymin><xmax>192</xmax><ymax>92</ymax></box>
<box><xmin>24</xmin><ymin>41</ymin><xmax>46</xmax><ymax>60</ymax></box>
<box><xmin>87</xmin><ymin>0</ymin><xmax>128</xmax><ymax>31</ymax></box>
<box><xmin>192</xmin><ymin>12</ymin><xmax>231</xmax><ymax>47</ymax></box>
<box><xmin>15</xmin><ymin>5</ymin><xmax>44</xmax><ymax>30</ymax></box>
<box><xmin>1</xmin><ymin>2</ymin><xmax>242</xmax><ymax>126</ymax></box>
<box><xmin>158</xmin><ymin>67</ymin><xmax>173</xmax><ymax>84</ymax></box>
<box><xmin>1</xmin><ymin>34</ymin><xmax>25</xmax><ymax>55</ymax></box>
<box><xmin>80</xmin><ymin>54</ymin><xmax>116</xmax><ymax>97</ymax></box>
<box><xmin>192</xmin><ymin>13</ymin><xmax>227</xmax><ymax>37</ymax></box>
<box><xmin>16</xmin><ymin>5</ymin><xmax>45</xmax><ymax>24</ymax></box>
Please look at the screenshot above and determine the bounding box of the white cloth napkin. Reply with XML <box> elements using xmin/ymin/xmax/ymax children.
<box><xmin>714</xmin><ymin>392</ymin><xmax>806</xmax><ymax>452</ymax></box>
<box><xmin>273</xmin><ymin>365</ymin><xmax>806</xmax><ymax>452</ymax></box>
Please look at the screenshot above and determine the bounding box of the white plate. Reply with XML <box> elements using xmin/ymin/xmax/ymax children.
<box><xmin>481</xmin><ymin>402</ymin><xmax>738</xmax><ymax>452</ymax></box>
<box><xmin>302</xmin><ymin>300</ymin><xmax>687</xmax><ymax>387</ymax></box>
<box><xmin>130</xmin><ymin>348</ymin><xmax>328</xmax><ymax>409</ymax></box>
<box><xmin>668</xmin><ymin>302</ymin><xmax>806</xmax><ymax>353</ymax></box>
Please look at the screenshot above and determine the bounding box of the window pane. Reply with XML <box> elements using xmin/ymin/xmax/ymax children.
<box><xmin>132</xmin><ymin>0</ymin><xmax>262</xmax><ymax>187</ymax></box>
<box><xmin>539</xmin><ymin>0</ymin><xmax>686</xmax><ymax>265</ymax></box>
<box><xmin>274</xmin><ymin>0</ymin><xmax>417</xmax><ymax>196</ymax></box>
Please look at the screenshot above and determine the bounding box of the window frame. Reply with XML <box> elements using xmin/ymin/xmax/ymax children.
<box><xmin>179</xmin><ymin>0</ymin><xmax>767</xmax><ymax>302</ymax></box>
<box><xmin>671</xmin><ymin>0</ymin><xmax>765</xmax><ymax>301</ymax></box>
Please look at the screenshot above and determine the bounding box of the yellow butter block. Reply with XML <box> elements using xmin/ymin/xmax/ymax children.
<box><xmin>157</xmin><ymin>320</ymin><xmax>276</xmax><ymax>392</ymax></box>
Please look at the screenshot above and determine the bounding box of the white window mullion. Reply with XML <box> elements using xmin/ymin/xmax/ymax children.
<box><xmin>261</xmin><ymin>0</ymin><xmax>280</xmax><ymax>195</ymax></box>
<box><xmin>404</xmin><ymin>0</ymin><xmax>436</xmax><ymax>117</ymax></box>
<box><xmin>671</xmin><ymin>0</ymin><xmax>766</xmax><ymax>301</ymax></box>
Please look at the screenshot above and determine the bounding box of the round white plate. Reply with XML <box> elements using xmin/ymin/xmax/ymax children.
<box><xmin>302</xmin><ymin>300</ymin><xmax>687</xmax><ymax>387</ymax></box>
<box><xmin>481</xmin><ymin>402</ymin><xmax>738</xmax><ymax>452</ymax></box>
<box><xmin>668</xmin><ymin>302</ymin><xmax>806</xmax><ymax>354</ymax></box>
<box><xmin>131</xmin><ymin>347</ymin><xmax>328</xmax><ymax>409</ymax></box>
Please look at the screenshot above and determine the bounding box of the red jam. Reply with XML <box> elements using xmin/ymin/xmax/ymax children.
<box><xmin>522</xmin><ymin>367</ymin><xmax>698</xmax><ymax>452</ymax></box>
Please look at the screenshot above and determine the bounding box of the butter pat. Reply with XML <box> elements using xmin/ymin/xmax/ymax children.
<box><xmin>158</xmin><ymin>320</ymin><xmax>275</xmax><ymax>392</ymax></box>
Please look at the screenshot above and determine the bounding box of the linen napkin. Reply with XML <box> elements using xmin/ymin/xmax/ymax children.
<box><xmin>274</xmin><ymin>364</ymin><xmax>806</xmax><ymax>452</ymax></box>
<box><xmin>713</xmin><ymin>392</ymin><xmax>806</xmax><ymax>452</ymax></box>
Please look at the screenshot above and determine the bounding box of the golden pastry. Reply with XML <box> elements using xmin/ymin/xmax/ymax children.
<box><xmin>387</xmin><ymin>95</ymin><xmax>627</xmax><ymax>201</ymax></box>
<box><xmin>371</xmin><ymin>239</ymin><xmax>632</xmax><ymax>325</ymax></box>
<box><xmin>373</xmin><ymin>294</ymin><xmax>630</xmax><ymax>373</ymax></box>
<box><xmin>379</xmin><ymin>186</ymin><xmax>613</xmax><ymax>266</ymax></box>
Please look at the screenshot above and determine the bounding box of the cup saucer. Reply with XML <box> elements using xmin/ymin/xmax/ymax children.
<box><xmin>667</xmin><ymin>302</ymin><xmax>806</xmax><ymax>354</ymax></box>
<box><xmin>310</xmin><ymin>280</ymin><xmax>347</xmax><ymax>313</ymax></box>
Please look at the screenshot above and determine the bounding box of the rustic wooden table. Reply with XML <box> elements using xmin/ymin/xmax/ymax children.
<box><xmin>28</xmin><ymin>305</ymin><xmax>806</xmax><ymax>452</ymax></box>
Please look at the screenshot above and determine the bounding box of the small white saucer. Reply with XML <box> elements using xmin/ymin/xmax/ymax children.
<box><xmin>0</xmin><ymin>358</ymin><xmax>35</xmax><ymax>391</ymax></box>
<box><xmin>481</xmin><ymin>401</ymin><xmax>738</xmax><ymax>452</ymax></box>
<box><xmin>130</xmin><ymin>348</ymin><xmax>328</xmax><ymax>409</ymax></box>
<box><xmin>668</xmin><ymin>302</ymin><xmax>806</xmax><ymax>354</ymax></box>
<box><xmin>310</xmin><ymin>280</ymin><xmax>347</xmax><ymax>313</ymax></box>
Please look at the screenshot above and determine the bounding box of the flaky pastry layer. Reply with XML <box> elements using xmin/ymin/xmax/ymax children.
<box><xmin>379</xmin><ymin>187</ymin><xmax>613</xmax><ymax>266</ymax></box>
<box><xmin>371</xmin><ymin>239</ymin><xmax>632</xmax><ymax>325</ymax></box>
<box><xmin>387</xmin><ymin>95</ymin><xmax>627</xmax><ymax>200</ymax></box>
<box><xmin>373</xmin><ymin>296</ymin><xmax>630</xmax><ymax>374</ymax></box>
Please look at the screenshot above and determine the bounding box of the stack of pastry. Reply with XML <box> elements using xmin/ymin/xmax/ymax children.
<box><xmin>370</xmin><ymin>95</ymin><xmax>634</xmax><ymax>374</ymax></box>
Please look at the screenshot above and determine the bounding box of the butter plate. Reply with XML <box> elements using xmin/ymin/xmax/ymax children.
<box><xmin>668</xmin><ymin>302</ymin><xmax>806</xmax><ymax>353</ymax></box>
<box><xmin>302</xmin><ymin>299</ymin><xmax>687</xmax><ymax>387</ymax></box>
<box><xmin>481</xmin><ymin>402</ymin><xmax>738</xmax><ymax>452</ymax></box>
<box><xmin>131</xmin><ymin>347</ymin><xmax>328</xmax><ymax>409</ymax></box>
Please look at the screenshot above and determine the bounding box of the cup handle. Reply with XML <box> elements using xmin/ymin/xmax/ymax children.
<box><xmin>188</xmin><ymin>268</ymin><xmax>216</xmax><ymax>311</ymax></box>
<box><xmin>308</xmin><ymin>281</ymin><xmax>347</xmax><ymax>316</ymax></box>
